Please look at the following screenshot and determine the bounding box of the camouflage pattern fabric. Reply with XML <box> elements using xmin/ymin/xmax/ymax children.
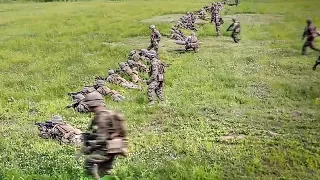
<box><xmin>38</xmin><ymin>122</ymin><xmax>82</xmax><ymax>144</ymax></box>
<box><xmin>120</xmin><ymin>64</ymin><xmax>140</xmax><ymax>83</ymax></box>
<box><xmin>148</xmin><ymin>29</ymin><xmax>161</xmax><ymax>52</ymax></box>
<box><xmin>147</xmin><ymin>58</ymin><xmax>165</xmax><ymax>103</ymax></box>
<box><xmin>84</xmin><ymin>109</ymin><xmax>128</xmax><ymax>179</ymax></box>
<box><xmin>302</xmin><ymin>24</ymin><xmax>320</xmax><ymax>55</ymax></box>
<box><xmin>106</xmin><ymin>74</ymin><xmax>141</xmax><ymax>90</ymax></box>
<box><xmin>185</xmin><ymin>35</ymin><xmax>199</xmax><ymax>52</ymax></box>
<box><xmin>227</xmin><ymin>21</ymin><xmax>241</xmax><ymax>43</ymax></box>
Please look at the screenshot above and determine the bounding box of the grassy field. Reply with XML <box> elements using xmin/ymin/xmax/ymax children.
<box><xmin>1</xmin><ymin>0</ymin><xmax>320</xmax><ymax>179</ymax></box>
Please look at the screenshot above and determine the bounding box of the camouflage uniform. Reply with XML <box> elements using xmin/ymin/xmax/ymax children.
<box><xmin>211</xmin><ymin>4</ymin><xmax>223</xmax><ymax>36</ymax></box>
<box><xmin>302</xmin><ymin>19</ymin><xmax>320</xmax><ymax>55</ymax></box>
<box><xmin>106</xmin><ymin>69</ymin><xmax>141</xmax><ymax>90</ymax></box>
<box><xmin>119</xmin><ymin>62</ymin><xmax>140</xmax><ymax>83</ymax></box>
<box><xmin>68</xmin><ymin>93</ymin><xmax>90</xmax><ymax>113</ymax></box>
<box><xmin>81</xmin><ymin>92</ymin><xmax>128</xmax><ymax>180</ymax></box>
<box><xmin>146</xmin><ymin>51</ymin><xmax>165</xmax><ymax>105</ymax></box>
<box><xmin>227</xmin><ymin>18</ymin><xmax>241</xmax><ymax>43</ymax></box>
<box><xmin>37</xmin><ymin>115</ymin><xmax>82</xmax><ymax>144</ymax></box>
<box><xmin>185</xmin><ymin>32</ymin><xmax>199</xmax><ymax>52</ymax></box>
<box><xmin>198</xmin><ymin>8</ymin><xmax>206</xmax><ymax>20</ymax></box>
<box><xmin>94</xmin><ymin>80</ymin><xmax>125</xmax><ymax>102</ymax></box>
<box><xmin>147</xmin><ymin>25</ymin><xmax>161</xmax><ymax>52</ymax></box>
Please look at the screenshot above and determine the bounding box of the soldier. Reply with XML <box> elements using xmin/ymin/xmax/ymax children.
<box><xmin>35</xmin><ymin>115</ymin><xmax>82</xmax><ymax>145</ymax></box>
<box><xmin>127</xmin><ymin>60</ymin><xmax>148</xmax><ymax>73</ymax></box>
<box><xmin>146</xmin><ymin>51</ymin><xmax>165</xmax><ymax>106</ymax></box>
<box><xmin>185</xmin><ymin>32</ymin><xmax>200</xmax><ymax>52</ymax></box>
<box><xmin>81</xmin><ymin>92</ymin><xmax>128</xmax><ymax>180</ymax></box>
<box><xmin>312</xmin><ymin>56</ymin><xmax>320</xmax><ymax>70</ymax></box>
<box><xmin>94</xmin><ymin>79</ymin><xmax>125</xmax><ymax>102</ymax></box>
<box><xmin>66</xmin><ymin>93</ymin><xmax>90</xmax><ymax>113</ymax></box>
<box><xmin>198</xmin><ymin>8</ymin><xmax>206</xmax><ymax>20</ymax></box>
<box><xmin>211</xmin><ymin>3</ymin><xmax>223</xmax><ymax>36</ymax></box>
<box><xmin>227</xmin><ymin>17</ymin><xmax>241</xmax><ymax>43</ymax></box>
<box><xmin>302</xmin><ymin>19</ymin><xmax>320</xmax><ymax>55</ymax></box>
<box><xmin>106</xmin><ymin>69</ymin><xmax>141</xmax><ymax>90</ymax></box>
<box><xmin>147</xmin><ymin>25</ymin><xmax>161</xmax><ymax>53</ymax></box>
<box><xmin>119</xmin><ymin>62</ymin><xmax>140</xmax><ymax>83</ymax></box>
<box><xmin>235</xmin><ymin>0</ymin><xmax>240</xmax><ymax>6</ymax></box>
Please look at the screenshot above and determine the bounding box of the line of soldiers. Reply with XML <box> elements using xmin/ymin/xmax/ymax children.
<box><xmin>176</xmin><ymin>12</ymin><xmax>197</xmax><ymax>31</ymax></box>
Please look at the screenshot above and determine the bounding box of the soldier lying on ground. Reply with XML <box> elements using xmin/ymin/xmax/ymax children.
<box><xmin>66</xmin><ymin>93</ymin><xmax>90</xmax><ymax>113</ymax></box>
<box><xmin>35</xmin><ymin>115</ymin><xmax>82</xmax><ymax>145</ymax></box>
<box><xmin>118</xmin><ymin>62</ymin><xmax>140</xmax><ymax>83</ymax></box>
<box><xmin>94</xmin><ymin>79</ymin><xmax>126</xmax><ymax>102</ymax></box>
<box><xmin>106</xmin><ymin>69</ymin><xmax>142</xmax><ymax>90</ymax></box>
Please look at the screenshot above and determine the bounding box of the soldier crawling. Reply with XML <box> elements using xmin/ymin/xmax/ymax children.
<box><xmin>35</xmin><ymin>115</ymin><xmax>82</xmax><ymax>145</ymax></box>
<box><xmin>106</xmin><ymin>69</ymin><xmax>141</xmax><ymax>90</ymax></box>
<box><xmin>147</xmin><ymin>24</ymin><xmax>161</xmax><ymax>53</ymax></box>
<box><xmin>146</xmin><ymin>50</ymin><xmax>165</xmax><ymax>106</ymax></box>
<box><xmin>302</xmin><ymin>19</ymin><xmax>320</xmax><ymax>55</ymax></box>
<box><xmin>185</xmin><ymin>32</ymin><xmax>200</xmax><ymax>52</ymax></box>
<box><xmin>118</xmin><ymin>62</ymin><xmax>140</xmax><ymax>83</ymax></box>
<box><xmin>80</xmin><ymin>92</ymin><xmax>128</xmax><ymax>180</ymax></box>
<box><xmin>227</xmin><ymin>17</ymin><xmax>241</xmax><ymax>43</ymax></box>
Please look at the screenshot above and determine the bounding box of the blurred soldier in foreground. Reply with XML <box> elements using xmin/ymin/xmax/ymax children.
<box><xmin>106</xmin><ymin>69</ymin><xmax>141</xmax><ymax>90</ymax></box>
<box><xmin>35</xmin><ymin>115</ymin><xmax>82</xmax><ymax>144</ymax></box>
<box><xmin>227</xmin><ymin>17</ymin><xmax>241</xmax><ymax>43</ymax></box>
<box><xmin>81</xmin><ymin>92</ymin><xmax>128</xmax><ymax>180</ymax></box>
<box><xmin>302</xmin><ymin>19</ymin><xmax>320</xmax><ymax>55</ymax></box>
<box><xmin>146</xmin><ymin>50</ymin><xmax>165</xmax><ymax>106</ymax></box>
<box><xmin>147</xmin><ymin>24</ymin><xmax>161</xmax><ymax>53</ymax></box>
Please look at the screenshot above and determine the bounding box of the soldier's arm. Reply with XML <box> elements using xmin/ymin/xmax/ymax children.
<box><xmin>150</xmin><ymin>62</ymin><xmax>159</xmax><ymax>81</ymax></box>
<box><xmin>302</xmin><ymin>26</ymin><xmax>308</xmax><ymax>39</ymax></box>
<box><xmin>226</xmin><ymin>23</ymin><xmax>234</xmax><ymax>31</ymax></box>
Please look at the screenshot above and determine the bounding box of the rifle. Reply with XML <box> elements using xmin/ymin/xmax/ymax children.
<box><xmin>34</xmin><ymin>121</ymin><xmax>54</xmax><ymax>129</ymax></box>
<box><xmin>163</xmin><ymin>63</ymin><xmax>172</xmax><ymax>67</ymax></box>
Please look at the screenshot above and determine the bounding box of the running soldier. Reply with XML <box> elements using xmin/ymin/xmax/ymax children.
<box><xmin>302</xmin><ymin>19</ymin><xmax>320</xmax><ymax>55</ymax></box>
<box><xmin>227</xmin><ymin>17</ymin><xmax>241</xmax><ymax>43</ymax></box>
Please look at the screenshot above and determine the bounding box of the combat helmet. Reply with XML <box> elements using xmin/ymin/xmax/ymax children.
<box><xmin>96</xmin><ymin>79</ymin><xmax>105</xmax><ymax>87</ymax></box>
<box><xmin>147</xmin><ymin>50</ymin><xmax>157</xmax><ymax>58</ymax></box>
<box><xmin>108</xmin><ymin>69</ymin><xmax>115</xmax><ymax>75</ymax></box>
<box><xmin>73</xmin><ymin>93</ymin><xmax>85</xmax><ymax>103</ymax></box>
<box><xmin>50</xmin><ymin>115</ymin><xmax>63</xmax><ymax>123</ymax></box>
<box><xmin>149</xmin><ymin>24</ymin><xmax>156</xmax><ymax>29</ymax></box>
<box><xmin>232</xmin><ymin>17</ymin><xmax>237</xmax><ymax>22</ymax></box>
<box><xmin>127</xmin><ymin>60</ymin><xmax>135</xmax><ymax>66</ymax></box>
<box><xmin>83</xmin><ymin>91</ymin><xmax>104</xmax><ymax>108</ymax></box>
<box><xmin>119</xmin><ymin>62</ymin><xmax>126</xmax><ymax>69</ymax></box>
<box><xmin>307</xmin><ymin>19</ymin><xmax>312</xmax><ymax>24</ymax></box>
<box><xmin>129</xmin><ymin>50</ymin><xmax>136</xmax><ymax>56</ymax></box>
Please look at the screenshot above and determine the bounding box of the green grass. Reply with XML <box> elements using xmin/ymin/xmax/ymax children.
<box><xmin>1</xmin><ymin>0</ymin><xmax>320</xmax><ymax>179</ymax></box>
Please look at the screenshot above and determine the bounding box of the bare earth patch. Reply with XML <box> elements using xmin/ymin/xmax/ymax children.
<box><xmin>220</xmin><ymin>134</ymin><xmax>246</xmax><ymax>141</ymax></box>
<box><xmin>141</xmin><ymin>14</ymin><xmax>208</xmax><ymax>24</ymax></box>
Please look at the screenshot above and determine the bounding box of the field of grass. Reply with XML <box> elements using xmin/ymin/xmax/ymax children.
<box><xmin>1</xmin><ymin>0</ymin><xmax>320</xmax><ymax>179</ymax></box>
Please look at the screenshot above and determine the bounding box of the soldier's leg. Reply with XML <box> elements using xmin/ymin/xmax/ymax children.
<box><xmin>154</xmin><ymin>43</ymin><xmax>159</xmax><ymax>52</ymax></box>
<box><xmin>232</xmin><ymin>33</ymin><xmax>239</xmax><ymax>43</ymax></box>
<box><xmin>147</xmin><ymin>81</ymin><xmax>157</xmax><ymax>104</ymax></box>
<box><xmin>99</xmin><ymin>155</ymin><xmax>115</xmax><ymax>176</ymax></box>
<box><xmin>215</xmin><ymin>23</ymin><xmax>221</xmax><ymax>36</ymax></box>
<box><xmin>155</xmin><ymin>82</ymin><xmax>164</xmax><ymax>101</ymax></box>
<box><xmin>302</xmin><ymin>41</ymin><xmax>309</xmax><ymax>55</ymax></box>
<box><xmin>147</xmin><ymin>43</ymin><xmax>154</xmax><ymax>51</ymax></box>
<box><xmin>309</xmin><ymin>41</ymin><xmax>320</xmax><ymax>52</ymax></box>
<box><xmin>84</xmin><ymin>158</ymin><xmax>100</xmax><ymax>180</ymax></box>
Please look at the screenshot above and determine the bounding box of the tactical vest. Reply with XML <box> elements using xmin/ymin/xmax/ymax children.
<box><xmin>97</xmin><ymin>110</ymin><xmax>128</xmax><ymax>155</ymax></box>
<box><xmin>53</xmin><ymin>123</ymin><xmax>82</xmax><ymax>142</ymax></box>
<box><xmin>234</xmin><ymin>22</ymin><xmax>241</xmax><ymax>33</ymax></box>
<box><xmin>96</xmin><ymin>86</ymin><xmax>111</xmax><ymax>96</ymax></box>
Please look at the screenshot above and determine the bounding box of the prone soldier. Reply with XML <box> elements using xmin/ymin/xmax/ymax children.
<box><xmin>35</xmin><ymin>115</ymin><xmax>82</xmax><ymax>145</ymax></box>
<box><xmin>118</xmin><ymin>62</ymin><xmax>140</xmax><ymax>83</ymax></box>
<box><xmin>106</xmin><ymin>69</ymin><xmax>141</xmax><ymax>90</ymax></box>
<box><xmin>66</xmin><ymin>93</ymin><xmax>90</xmax><ymax>113</ymax></box>
<box><xmin>94</xmin><ymin>79</ymin><xmax>126</xmax><ymax>102</ymax></box>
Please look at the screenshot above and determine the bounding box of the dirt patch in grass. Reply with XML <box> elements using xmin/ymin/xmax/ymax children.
<box><xmin>141</xmin><ymin>14</ymin><xmax>207</xmax><ymax>24</ymax></box>
<box><xmin>223</xmin><ymin>14</ymin><xmax>283</xmax><ymax>25</ymax></box>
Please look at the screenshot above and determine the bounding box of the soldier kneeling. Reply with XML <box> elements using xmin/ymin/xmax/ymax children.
<box><xmin>185</xmin><ymin>32</ymin><xmax>200</xmax><ymax>52</ymax></box>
